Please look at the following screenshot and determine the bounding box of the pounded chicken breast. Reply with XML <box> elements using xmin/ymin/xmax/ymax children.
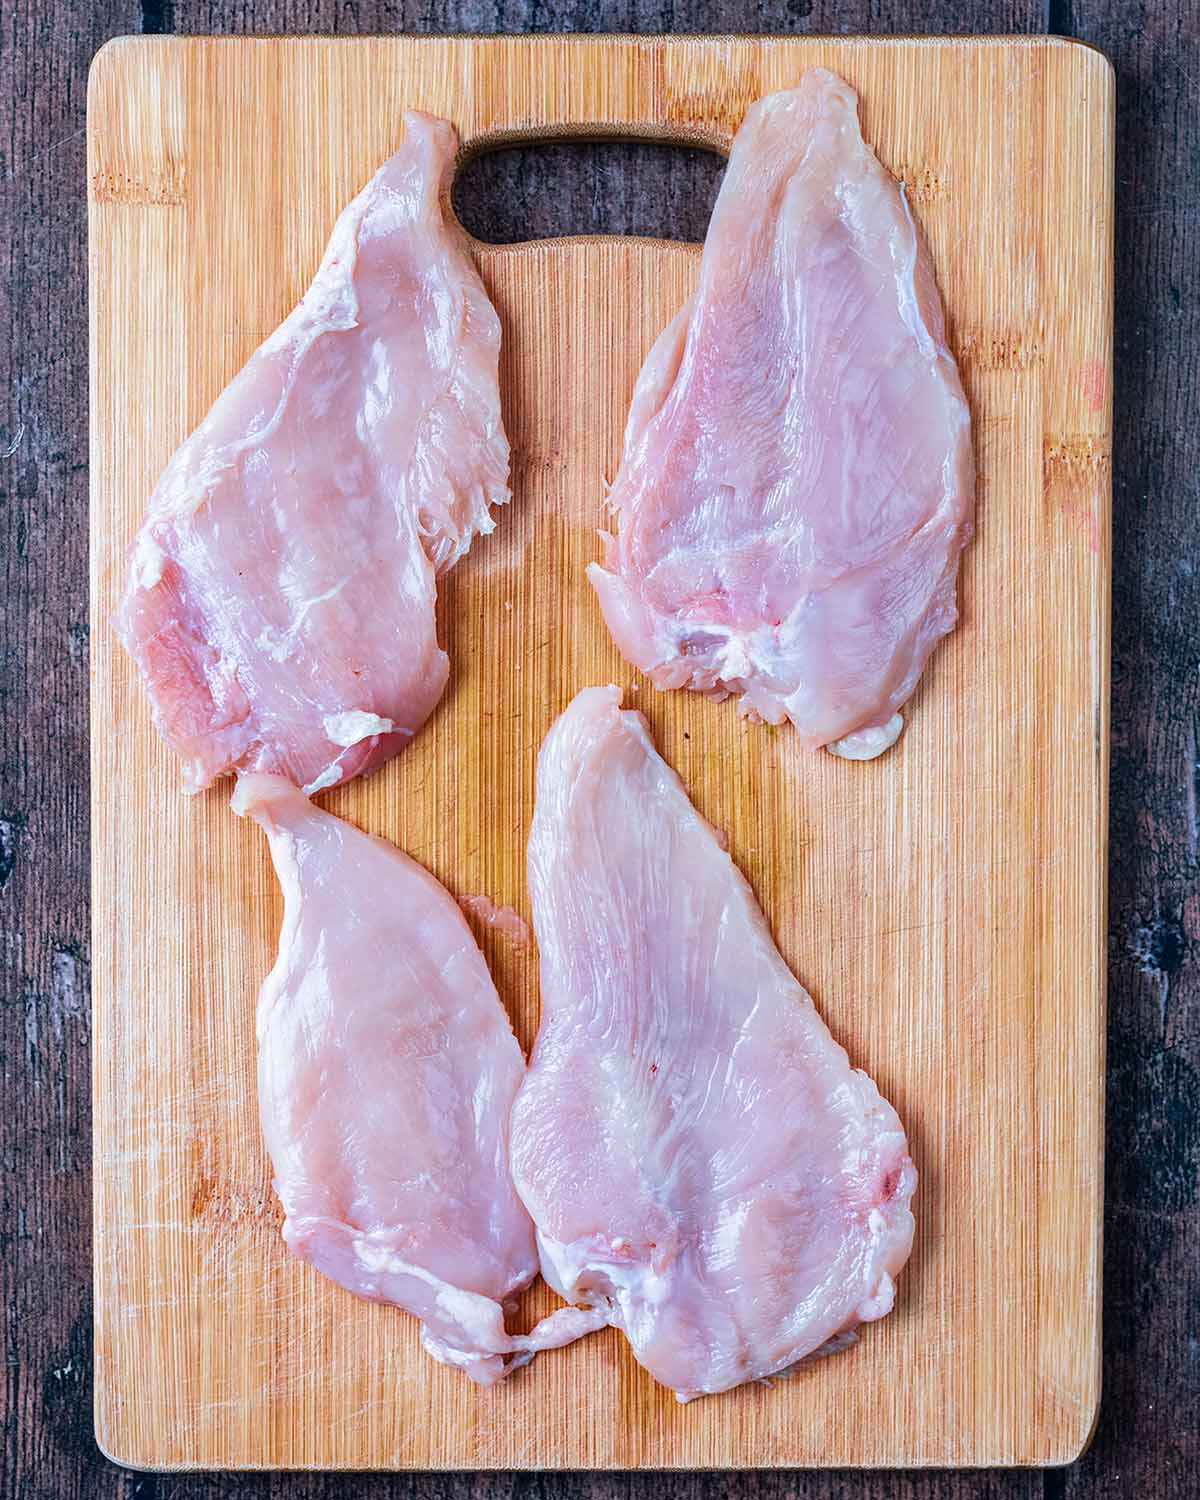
<box><xmin>510</xmin><ymin>687</ymin><xmax>917</xmax><ymax>1400</ymax></box>
<box><xmin>118</xmin><ymin>113</ymin><xmax>509</xmax><ymax>794</ymax></box>
<box><xmin>590</xmin><ymin>71</ymin><xmax>973</xmax><ymax>758</ymax></box>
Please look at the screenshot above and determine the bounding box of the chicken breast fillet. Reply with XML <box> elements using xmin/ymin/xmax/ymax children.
<box><xmin>233</xmin><ymin>775</ymin><xmax>595</xmax><ymax>1386</ymax></box>
<box><xmin>589</xmin><ymin>70</ymin><xmax>973</xmax><ymax>759</ymax></box>
<box><xmin>118</xmin><ymin>112</ymin><xmax>509</xmax><ymax>795</ymax></box>
<box><xmin>510</xmin><ymin>687</ymin><xmax>917</xmax><ymax>1400</ymax></box>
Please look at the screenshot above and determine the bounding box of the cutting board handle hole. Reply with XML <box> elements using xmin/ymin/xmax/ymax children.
<box><xmin>453</xmin><ymin>140</ymin><xmax>726</xmax><ymax>245</ymax></box>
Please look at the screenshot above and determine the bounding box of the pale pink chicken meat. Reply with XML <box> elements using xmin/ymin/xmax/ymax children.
<box><xmin>509</xmin><ymin>687</ymin><xmax>917</xmax><ymax>1400</ymax></box>
<box><xmin>589</xmin><ymin>70</ymin><xmax>973</xmax><ymax>758</ymax></box>
<box><xmin>460</xmin><ymin>894</ymin><xmax>533</xmax><ymax>949</ymax></box>
<box><xmin>233</xmin><ymin>775</ymin><xmax>592</xmax><ymax>1385</ymax></box>
<box><xmin>118</xmin><ymin>113</ymin><xmax>509</xmax><ymax>795</ymax></box>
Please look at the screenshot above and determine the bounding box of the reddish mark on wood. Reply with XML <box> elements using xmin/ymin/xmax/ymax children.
<box><xmin>1044</xmin><ymin>436</ymin><xmax>1109</xmax><ymax>554</ymax></box>
<box><xmin>1059</xmin><ymin>495</ymin><xmax>1102</xmax><ymax>553</ymax></box>
<box><xmin>1081</xmin><ymin>358</ymin><xmax>1108</xmax><ymax>414</ymax></box>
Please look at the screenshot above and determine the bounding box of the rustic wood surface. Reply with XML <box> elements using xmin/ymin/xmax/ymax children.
<box><xmin>88</xmin><ymin>31</ymin><xmax>1110</xmax><ymax>1473</ymax></box>
<box><xmin>1</xmin><ymin>1</ymin><xmax>1195</xmax><ymax>1498</ymax></box>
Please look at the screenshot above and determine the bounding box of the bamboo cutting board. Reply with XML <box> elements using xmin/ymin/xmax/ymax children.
<box><xmin>88</xmin><ymin>34</ymin><xmax>1113</xmax><ymax>1470</ymax></box>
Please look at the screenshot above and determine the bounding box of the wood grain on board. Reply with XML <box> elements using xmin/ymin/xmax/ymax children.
<box><xmin>88</xmin><ymin>34</ymin><xmax>1113</xmax><ymax>1471</ymax></box>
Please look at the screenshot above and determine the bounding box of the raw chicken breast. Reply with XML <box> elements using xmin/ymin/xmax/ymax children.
<box><xmin>510</xmin><ymin>687</ymin><xmax>917</xmax><ymax>1400</ymax></box>
<box><xmin>119</xmin><ymin>113</ymin><xmax>509</xmax><ymax>795</ymax></box>
<box><xmin>233</xmin><ymin>774</ymin><xmax>544</xmax><ymax>1385</ymax></box>
<box><xmin>589</xmin><ymin>70</ymin><xmax>973</xmax><ymax>758</ymax></box>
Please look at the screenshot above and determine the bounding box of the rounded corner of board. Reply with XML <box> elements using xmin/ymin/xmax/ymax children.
<box><xmin>1046</xmin><ymin>35</ymin><xmax>1117</xmax><ymax>97</ymax></box>
<box><xmin>1033</xmin><ymin>1381</ymin><xmax>1103</xmax><ymax>1469</ymax></box>
<box><xmin>92</xmin><ymin>1404</ymin><xmax>163</xmax><ymax>1476</ymax></box>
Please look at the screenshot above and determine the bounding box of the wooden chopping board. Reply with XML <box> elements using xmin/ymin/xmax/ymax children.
<box><xmin>88</xmin><ymin>33</ymin><xmax>1113</xmax><ymax>1471</ymax></box>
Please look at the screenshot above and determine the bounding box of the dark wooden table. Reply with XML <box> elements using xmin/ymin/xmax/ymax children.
<box><xmin>3</xmin><ymin>2</ymin><xmax>1196</xmax><ymax>1496</ymax></box>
